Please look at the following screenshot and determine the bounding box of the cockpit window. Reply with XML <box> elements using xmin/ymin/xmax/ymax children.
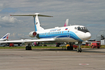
<box><xmin>76</xmin><ymin>27</ymin><xmax>89</xmax><ymax>33</ymax></box>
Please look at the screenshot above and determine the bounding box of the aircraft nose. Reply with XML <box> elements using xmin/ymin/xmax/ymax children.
<box><xmin>83</xmin><ymin>32</ymin><xmax>91</xmax><ymax>40</ymax></box>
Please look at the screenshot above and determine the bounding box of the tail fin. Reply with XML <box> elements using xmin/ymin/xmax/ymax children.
<box><xmin>64</xmin><ymin>19</ymin><xmax>69</xmax><ymax>27</ymax></box>
<box><xmin>34</xmin><ymin>13</ymin><xmax>45</xmax><ymax>32</ymax></box>
<box><xmin>1</xmin><ymin>33</ymin><xmax>10</xmax><ymax>41</ymax></box>
<box><xmin>10</xmin><ymin>13</ymin><xmax>53</xmax><ymax>32</ymax></box>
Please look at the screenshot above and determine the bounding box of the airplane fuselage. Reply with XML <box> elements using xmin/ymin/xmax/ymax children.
<box><xmin>36</xmin><ymin>25</ymin><xmax>91</xmax><ymax>42</ymax></box>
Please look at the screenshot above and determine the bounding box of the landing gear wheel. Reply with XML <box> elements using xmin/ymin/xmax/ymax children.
<box><xmin>77</xmin><ymin>48</ymin><xmax>82</xmax><ymax>52</ymax></box>
<box><xmin>67</xmin><ymin>43</ymin><xmax>73</xmax><ymax>50</ymax></box>
<box><xmin>67</xmin><ymin>46</ymin><xmax>70</xmax><ymax>50</ymax></box>
<box><xmin>77</xmin><ymin>41</ymin><xmax>82</xmax><ymax>52</ymax></box>
<box><xmin>26</xmin><ymin>44</ymin><xmax>32</xmax><ymax>50</ymax></box>
<box><xmin>67</xmin><ymin>46</ymin><xmax>73</xmax><ymax>50</ymax></box>
<box><xmin>56</xmin><ymin>43</ymin><xmax>60</xmax><ymax>47</ymax></box>
<box><xmin>26</xmin><ymin>46</ymin><xmax>32</xmax><ymax>50</ymax></box>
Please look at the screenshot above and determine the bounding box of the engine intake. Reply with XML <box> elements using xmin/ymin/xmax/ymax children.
<box><xmin>29</xmin><ymin>31</ymin><xmax>37</xmax><ymax>37</ymax></box>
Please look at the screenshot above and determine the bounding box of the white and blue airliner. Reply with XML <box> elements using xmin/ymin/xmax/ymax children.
<box><xmin>0</xmin><ymin>13</ymin><xmax>91</xmax><ymax>52</ymax></box>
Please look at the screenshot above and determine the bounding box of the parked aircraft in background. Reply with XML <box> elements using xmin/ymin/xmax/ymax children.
<box><xmin>64</xmin><ymin>19</ymin><xmax>69</xmax><ymax>27</ymax></box>
<box><xmin>0</xmin><ymin>33</ymin><xmax>10</xmax><ymax>41</ymax></box>
<box><xmin>0</xmin><ymin>33</ymin><xmax>10</xmax><ymax>46</ymax></box>
<box><xmin>0</xmin><ymin>13</ymin><xmax>91</xmax><ymax>52</ymax></box>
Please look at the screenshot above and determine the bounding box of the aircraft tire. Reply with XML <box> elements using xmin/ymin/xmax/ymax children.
<box><xmin>77</xmin><ymin>48</ymin><xmax>82</xmax><ymax>52</ymax></box>
<box><xmin>26</xmin><ymin>46</ymin><xmax>32</xmax><ymax>50</ymax></box>
<box><xmin>70</xmin><ymin>46</ymin><xmax>73</xmax><ymax>50</ymax></box>
<box><xmin>67</xmin><ymin>46</ymin><xmax>73</xmax><ymax>50</ymax></box>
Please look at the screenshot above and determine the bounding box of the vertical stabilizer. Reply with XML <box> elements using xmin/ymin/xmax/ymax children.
<box><xmin>34</xmin><ymin>13</ymin><xmax>45</xmax><ymax>32</ymax></box>
<box><xmin>64</xmin><ymin>19</ymin><xmax>69</xmax><ymax>27</ymax></box>
<box><xmin>0</xmin><ymin>33</ymin><xmax>10</xmax><ymax>41</ymax></box>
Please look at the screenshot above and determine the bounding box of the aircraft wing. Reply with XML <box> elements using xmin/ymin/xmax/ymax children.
<box><xmin>0</xmin><ymin>38</ymin><xmax>55</xmax><ymax>44</ymax></box>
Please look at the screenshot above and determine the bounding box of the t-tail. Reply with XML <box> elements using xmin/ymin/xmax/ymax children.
<box><xmin>0</xmin><ymin>33</ymin><xmax>10</xmax><ymax>41</ymax></box>
<box><xmin>33</xmin><ymin>13</ymin><xmax>45</xmax><ymax>32</ymax></box>
<box><xmin>10</xmin><ymin>13</ymin><xmax>53</xmax><ymax>32</ymax></box>
<box><xmin>64</xmin><ymin>19</ymin><xmax>69</xmax><ymax>27</ymax></box>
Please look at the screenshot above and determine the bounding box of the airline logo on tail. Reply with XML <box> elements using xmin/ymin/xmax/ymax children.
<box><xmin>3</xmin><ymin>34</ymin><xmax>9</xmax><ymax>39</ymax></box>
<box><xmin>1</xmin><ymin>33</ymin><xmax>10</xmax><ymax>41</ymax></box>
<box><xmin>64</xmin><ymin>19</ymin><xmax>69</xmax><ymax>27</ymax></box>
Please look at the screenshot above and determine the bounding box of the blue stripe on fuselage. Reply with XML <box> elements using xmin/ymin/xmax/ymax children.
<box><xmin>70</xmin><ymin>31</ymin><xmax>83</xmax><ymax>41</ymax></box>
<box><xmin>38</xmin><ymin>31</ymin><xmax>83</xmax><ymax>41</ymax></box>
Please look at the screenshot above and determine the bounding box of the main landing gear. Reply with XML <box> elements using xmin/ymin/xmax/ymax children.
<box><xmin>77</xmin><ymin>41</ymin><xmax>82</xmax><ymax>52</ymax></box>
<box><xmin>26</xmin><ymin>44</ymin><xmax>32</xmax><ymax>50</ymax></box>
<box><xmin>67</xmin><ymin>43</ymin><xmax>73</xmax><ymax>50</ymax></box>
<box><xmin>66</xmin><ymin>42</ymin><xmax>82</xmax><ymax>52</ymax></box>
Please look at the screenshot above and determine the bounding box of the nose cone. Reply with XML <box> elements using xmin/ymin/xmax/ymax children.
<box><xmin>83</xmin><ymin>32</ymin><xmax>91</xmax><ymax>40</ymax></box>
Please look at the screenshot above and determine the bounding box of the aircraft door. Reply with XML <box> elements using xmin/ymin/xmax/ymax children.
<box><xmin>68</xmin><ymin>30</ymin><xmax>70</xmax><ymax>37</ymax></box>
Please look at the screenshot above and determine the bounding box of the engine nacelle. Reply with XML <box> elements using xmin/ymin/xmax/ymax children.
<box><xmin>29</xmin><ymin>31</ymin><xmax>37</xmax><ymax>37</ymax></box>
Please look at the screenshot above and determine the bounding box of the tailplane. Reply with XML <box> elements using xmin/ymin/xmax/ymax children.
<box><xmin>10</xmin><ymin>13</ymin><xmax>53</xmax><ymax>32</ymax></box>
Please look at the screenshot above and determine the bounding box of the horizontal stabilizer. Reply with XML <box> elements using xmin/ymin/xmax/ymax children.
<box><xmin>10</xmin><ymin>13</ymin><xmax>52</xmax><ymax>32</ymax></box>
<box><xmin>10</xmin><ymin>13</ymin><xmax>53</xmax><ymax>17</ymax></box>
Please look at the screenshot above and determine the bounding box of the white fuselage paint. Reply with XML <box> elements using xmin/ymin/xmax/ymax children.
<box><xmin>36</xmin><ymin>25</ymin><xmax>91</xmax><ymax>42</ymax></box>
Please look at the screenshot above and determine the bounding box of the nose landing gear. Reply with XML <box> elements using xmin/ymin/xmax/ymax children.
<box><xmin>77</xmin><ymin>41</ymin><xmax>82</xmax><ymax>52</ymax></box>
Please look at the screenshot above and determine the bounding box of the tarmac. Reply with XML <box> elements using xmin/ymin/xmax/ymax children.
<box><xmin>0</xmin><ymin>48</ymin><xmax>105</xmax><ymax>70</ymax></box>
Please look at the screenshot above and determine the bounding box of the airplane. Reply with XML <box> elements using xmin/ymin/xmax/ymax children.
<box><xmin>0</xmin><ymin>33</ymin><xmax>10</xmax><ymax>46</ymax></box>
<box><xmin>0</xmin><ymin>33</ymin><xmax>10</xmax><ymax>41</ymax></box>
<box><xmin>0</xmin><ymin>13</ymin><xmax>91</xmax><ymax>52</ymax></box>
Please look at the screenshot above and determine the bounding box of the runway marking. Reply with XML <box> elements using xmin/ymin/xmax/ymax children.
<box><xmin>79</xmin><ymin>63</ymin><xmax>89</xmax><ymax>65</ymax></box>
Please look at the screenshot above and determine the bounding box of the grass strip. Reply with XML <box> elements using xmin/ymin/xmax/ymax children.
<box><xmin>0</xmin><ymin>45</ymin><xmax>105</xmax><ymax>49</ymax></box>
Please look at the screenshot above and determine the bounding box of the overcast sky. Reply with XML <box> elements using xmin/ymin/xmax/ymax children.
<box><xmin>0</xmin><ymin>0</ymin><xmax>105</xmax><ymax>40</ymax></box>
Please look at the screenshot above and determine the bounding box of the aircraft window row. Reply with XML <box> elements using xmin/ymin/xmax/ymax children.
<box><xmin>41</xmin><ymin>31</ymin><xmax>65</xmax><ymax>35</ymax></box>
<box><xmin>75</xmin><ymin>27</ymin><xmax>89</xmax><ymax>33</ymax></box>
<box><xmin>41</xmin><ymin>30</ymin><xmax>72</xmax><ymax>35</ymax></box>
<box><xmin>47</xmin><ymin>32</ymin><xmax>63</xmax><ymax>34</ymax></box>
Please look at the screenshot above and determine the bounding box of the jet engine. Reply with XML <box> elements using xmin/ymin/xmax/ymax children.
<box><xmin>29</xmin><ymin>31</ymin><xmax>37</xmax><ymax>37</ymax></box>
